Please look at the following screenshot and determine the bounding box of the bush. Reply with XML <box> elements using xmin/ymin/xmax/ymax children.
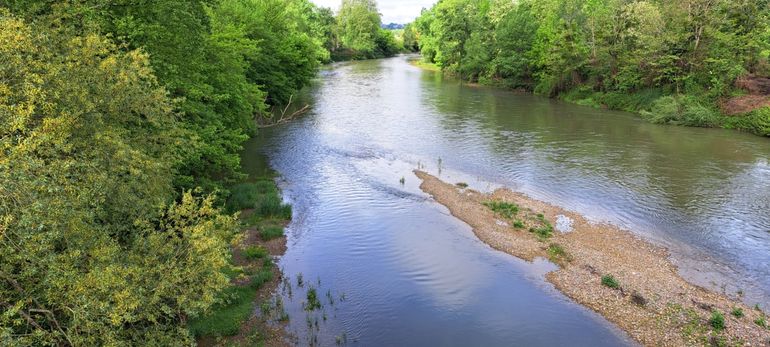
<box><xmin>601</xmin><ymin>274</ymin><xmax>620</xmax><ymax>289</ymax></box>
<box><xmin>641</xmin><ymin>95</ymin><xmax>719</xmax><ymax>127</ymax></box>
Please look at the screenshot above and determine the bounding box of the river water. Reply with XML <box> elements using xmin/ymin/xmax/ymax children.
<box><xmin>241</xmin><ymin>56</ymin><xmax>770</xmax><ymax>346</ymax></box>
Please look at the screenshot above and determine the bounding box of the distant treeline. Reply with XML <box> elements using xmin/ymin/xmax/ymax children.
<box><xmin>409</xmin><ymin>0</ymin><xmax>770</xmax><ymax>136</ymax></box>
<box><xmin>0</xmin><ymin>0</ymin><xmax>397</xmax><ymax>345</ymax></box>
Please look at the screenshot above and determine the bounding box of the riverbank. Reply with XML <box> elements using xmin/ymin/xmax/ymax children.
<box><xmin>408</xmin><ymin>58</ymin><xmax>770</xmax><ymax>138</ymax></box>
<box><xmin>190</xmin><ymin>175</ymin><xmax>293</xmax><ymax>347</ymax></box>
<box><xmin>415</xmin><ymin>170</ymin><xmax>770</xmax><ymax>346</ymax></box>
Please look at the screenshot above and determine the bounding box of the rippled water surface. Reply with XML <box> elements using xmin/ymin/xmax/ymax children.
<box><xmin>242</xmin><ymin>56</ymin><xmax>770</xmax><ymax>346</ymax></box>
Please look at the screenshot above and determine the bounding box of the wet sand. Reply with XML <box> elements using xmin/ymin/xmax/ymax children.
<box><xmin>415</xmin><ymin>170</ymin><xmax>770</xmax><ymax>346</ymax></box>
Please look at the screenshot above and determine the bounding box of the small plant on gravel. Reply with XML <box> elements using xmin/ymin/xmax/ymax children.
<box><xmin>756</xmin><ymin>316</ymin><xmax>768</xmax><ymax>328</ymax></box>
<box><xmin>513</xmin><ymin>220</ymin><xmax>525</xmax><ymax>229</ymax></box>
<box><xmin>601</xmin><ymin>274</ymin><xmax>620</xmax><ymax>289</ymax></box>
<box><xmin>731</xmin><ymin>307</ymin><xmax>744</xmax><ymax>318</ymax></box>
<box><xmin>709</xmin><ymin>310</ymin><xmax>725</xmax><ymax>331</ymax></box>
<box><xmin>243</xmin><ymin>245</ymin><xmax>268</xmax><ymax>260</ymax></box>
<box><xmin>483</xmin><ymin>201</ymin><xmax>519</xmax><ymax>219</ymax></box>
<box><xmin>456</xmin><ymin>182</ymin><xmax>468</xmax><ymax>188</ymax></box>
<box><xmin>547</xmin><ymin>243</ymin><xmax>569</xmax><ymax>263</ymax></box>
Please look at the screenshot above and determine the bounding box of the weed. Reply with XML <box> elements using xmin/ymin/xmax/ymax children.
<box><xmin>260</xmin><ymin>301</ymin><xmax>271</xmax><ymax>315</ymax></box>
<box><xmin>731</xmin><ymin>307</ymin><xmax>744</xmax><ymax>318</ymax></box>
<box><xmin>547</xmin><ymin>243</ymin><xmax>569</xmax><ymax>263</ymax></box>
<box><xmin>756</xmin><ymin>316</ymin><xmax>767</xmax><ymax>328</ymax></box>
<box><xmin>305</xmin><ymin>287</ymin><xmax>322</xmax><ymax>311</ymax></box>
<box><xmin>399</xmin><ymin>177</ymin><xmax>405</xmax><ymax>185</ymax></box>
<box><xmin>260</xmin><ymin>225</ymin><xmax>284</xmax><ymax>240</ymax></box>
<box><xmin>601</xmin><ymin>274</ymin><xmax>620</xmax><ymax>289</ymax></box>
<box><xmin>709</xmin><ymin>310</ymin><xmax>725</xmax><ymax>331</ymax></box>
<box><xmin>297</xmin><ymin>273</ymin><xmax>304</xmax><ymax>288</ymax></box>
<box><xmin>455</xmin><ymin>182</ymin><xmax>468</xmax><ymax>188</ymax></box>
<box><xmin>532</xmin><ymin>225</ymin><xmax>553</xmax><ymax>239</ymax></box>
<box><xmin>255</xmin><ymin>193</ymin><xmax>292</xmax><ymax>219</ymax></box>
<box><xmin>243</xmin><ymin>245</ymin><xmax>268</xmax><ymax>260</ymax></box>
<box><xmin>483</xmin><ymin>201</ymin><xmax>519</xmax><ymax>219</ymax></box>
<box><xmin>188</xmin><ymin>286</ymin><xmax>257</xmax><ymax>337</ymax></box>
<box><xmin>513</xmin><ymin>220</ymin><xmax>525</xmax><ymax>229</ymax></box>
<box><xmin>250</xmin><ymin>269</ymin><xmax>273</xmax><ymax>289</ymax></box>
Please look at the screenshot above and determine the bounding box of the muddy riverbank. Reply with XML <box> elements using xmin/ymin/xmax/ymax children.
<box><xmin>415</xmin><ymin>170</ymin><xmax>770</xmax><ymax>346</ymax></box>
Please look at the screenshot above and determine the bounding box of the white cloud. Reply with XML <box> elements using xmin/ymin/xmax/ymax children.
<box><xmin>310</xmin><ymin>0</ymin><xmax>436</xmax><ymax>24</ymax></box>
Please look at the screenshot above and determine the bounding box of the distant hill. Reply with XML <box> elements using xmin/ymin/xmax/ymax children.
<box><xmin>381</xmin><ymin>23</ymin><xmax>405</xmax><ymax>30</ymax></box>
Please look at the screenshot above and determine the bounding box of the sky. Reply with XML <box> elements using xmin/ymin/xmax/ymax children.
<box><xmin>310</xmin><ymin>0</ymin><xmax>436</xmax><ymax>24</ymax></box>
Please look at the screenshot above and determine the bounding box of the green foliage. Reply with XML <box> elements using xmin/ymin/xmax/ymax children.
<box><xmin>709</xmin><ymin>310</ymin><xmax>725</xmax><ymax>331</ymax></box>
<box><xmin>244</xmin><ymin>246</ymin><xmax>269</xmax><ymax>260</ymax></box>
<box><xmin>756</xmin><ymin>316</ymin><xmax>768</xmax><ymax>329</ymax></box>
<box><xmin>334</xmin><ymin>0</ymin><xmax>399</xmax><ymax>59</ymax></box>
<box><xmin>412</xmin><ymin>0</ymin><xmax>770</xmax><ymax>136</ymax></box>
<box><xmin>601</xmin><ymin>274</ymin><xmax>620</xmax><ymax>289</ymax></box>
<box><xmin>731</xmin><ymin>307</ymin><xmax>744</xmax><ymax>318</ymax></box>
<box><xmin>483</xmin><ymin>201</ymin><xmax>520</xmax><ymax>219</ymax></box>
<box><xmin>250</xmin><ymin>268</ymin><xmax>274</xmax><ymax>289</ymax></box>
<box><xmin>260</xmin><ymin>226</ymin><xmax>285</xmax><ymax>241</ymax></box>
<box><xmin>513</xmin><ymin>220</ymin><xmax>525</xmax><ymax>229</ymax></box>
<box><xmin>188</xmin><ymin>286</ymin><xmax>257</xmax><ymax>337</ymax></box>
<box><xmin>305</xmin><ymin>287</ymin><xmax>322</xmax><ymax>311</ymax></box>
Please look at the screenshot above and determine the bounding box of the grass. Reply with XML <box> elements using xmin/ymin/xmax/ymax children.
<box><xmin>601</xmin><ymin>274</ymin><xmax>620</xmax><ymax>289</ymax></box>
<box><xmin>513</xmin><ymin>219</ymin><xmax>525</xmax><ymax>229</ymax></box>
<box><xmin>250</xmin><ymin>268</ymin><xmax>273</xmax><ymax>289</ymax></box>
<box><xmin>243</xmin><ymin>245</ymin><xmax>268</xmax><ymax>260</ymax></box>
<box><xmin>483</xmin><ymin>201</ymin><xmax>519</xmax><ymax>219</ymax></box>
<box><xmin>709</xmin><ymin>310</ymin><xmax>725</xmax><ymax>331</ymax></box>
<box><xmin>305</xmin><ymin>287</ymin><xmax>322</xmax><ymax>311</ymax></box>
<box><xmin>188</xmin><ymin>286</ymin><xmax>258</xmax><ymax>337</ymax></box>
<box><xmin>259</xmin><ymin>225</ymin><xmax>284</xmax><ymax>240</ymax></box>
<box><xmin>731</xmin><ymin>307</ymin><xmax>744</xmax><ymax>318</ymax></box>
<box><xmin>547</xmin><ymin>243</ymin><xmax>571</xmax><ymax>263</ymax></box>
<box><xmin>756</xmin><ymin>316</ymin><xmax>767</xmax><ymax>328</ymax></box>
<box><xmin>227</xmin><ymin>179</ymin><xmax>292</xmax><ymax>219</ymax></box>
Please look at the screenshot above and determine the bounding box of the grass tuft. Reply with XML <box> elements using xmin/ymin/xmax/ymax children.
<box><xmin>260</xmin><ymin>225</ymin><xmax>284</xmax><ymax>240</ymax></box>
<box><xmin>305</xmin><ymin>287</ymin><xmax>322</xmax><ymax>311</ymax></box>
<box><xmin>243</xmin><ymin>245</ymin><xmax>268</xmax><ymax>260</ymax></box>
<box><xmin>513</xmin><ymin>220</ymin><xmax>525</xmax><ymax>229</ymax></box>
<box><xmin>709</xmin><ymin>310</ymin><xmax>725</xmax><ymax>331</ymax></box>
<box><xmin>731</xmin><ymin>307</ymin><xmax>744</xmax><ymax>318</ymax></box>
<box><xmin>601</xmin><ymin>274</ymin><xmax>620</xmax><ymax>289</ymax></box>
<box><xmin>483</xmin><ymin>201</ymin><xmax>519</xmax><ymax>219</ymax></box>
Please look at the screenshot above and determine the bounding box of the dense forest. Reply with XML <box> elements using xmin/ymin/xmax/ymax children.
<box><xmin>0</xmin><ymin>0</ymin><xmax>398</xmax><ymax>345</ymax></box>
<box><xmin>410</xmin><ymin>0</ymin><xmax>770</xmax><ymax>136</ymax></box>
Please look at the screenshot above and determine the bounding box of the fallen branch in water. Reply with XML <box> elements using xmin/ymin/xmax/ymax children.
<box><xmin>259</xmin><ymin>94</ymin><xmax>311</xmax><ymax>128</ymax></box>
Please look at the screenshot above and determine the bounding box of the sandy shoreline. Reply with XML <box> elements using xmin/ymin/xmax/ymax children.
<box><xmin>415</xmin><ymin>170</ymin><xmax>770</xmax><ymax>346</ymax></box>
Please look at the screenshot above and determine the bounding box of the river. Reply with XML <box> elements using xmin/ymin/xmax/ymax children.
<box><xmin>241</xmin><ymin>55</ymin><xmax>770</xmax><ymax>346</ymax></box>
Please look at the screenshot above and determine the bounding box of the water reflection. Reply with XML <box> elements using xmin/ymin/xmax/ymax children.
<box><xmin>243</xmin><ymin>56</ymin><xmax>769</xmax><ymax>346</ymax></box>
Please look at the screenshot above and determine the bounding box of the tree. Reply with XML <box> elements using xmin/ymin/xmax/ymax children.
<box><xmin>0</xmin><ymin>12</ymin><xmax>236</xmax><ymax>345</ymax></box>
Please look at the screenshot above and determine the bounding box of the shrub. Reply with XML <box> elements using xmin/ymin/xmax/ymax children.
<box><xmin>601</xmin><ymin>274</ymin><xmax>620</xmax><ymax>289</ymax></box>
<box><xmin>641</xmin><ymin>95</ymin><xmax>719</xmax><ymax>127</ymax></box>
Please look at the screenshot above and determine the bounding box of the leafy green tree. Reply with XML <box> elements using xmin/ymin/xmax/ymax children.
<box><xmin>0</xmin><ymin>12</ymin><xmax>236</xmax><ymax>345</ymax></box>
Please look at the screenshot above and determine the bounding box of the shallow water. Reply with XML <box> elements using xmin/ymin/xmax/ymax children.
<box><xmin>241</xmin><ymin>55</ymin><xmax>770</xmax><ymax>346</ymax></box>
